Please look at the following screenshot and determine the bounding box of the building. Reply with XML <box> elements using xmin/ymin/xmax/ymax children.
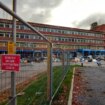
<box><xmin>0</xmin><ymin>18</ymin><xmax>105</xmax><ymax>58</ymax></box>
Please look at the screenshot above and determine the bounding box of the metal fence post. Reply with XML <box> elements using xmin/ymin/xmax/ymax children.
<box><xmin>62</xmin><ymin>50</ymin><xmax>65</xmax><ymax>77</ymax></box>
<box><xmin>67</xmin><ymin>51</ymin><xmax>69</xmax><ymax>66</ymax></box>
<box><xmin>47</xmin><ymin>43</ymin><xmax>53</xmax><ymax>101</ymax></box>
<box><xmin>10</xmin><ymin>0</ymin><xmax>17</xmax><ymax>105</ymax></box>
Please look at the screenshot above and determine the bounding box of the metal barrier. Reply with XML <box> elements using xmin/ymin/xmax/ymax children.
<box><xmin>0</xmin><ymin>1</ymin><xmax>70</xmax><ymax>105</ymax></box>
<box><xmin>0</xmin><ymin>51</ymin><xmax>70</xmax><ymax>105</ymax></box>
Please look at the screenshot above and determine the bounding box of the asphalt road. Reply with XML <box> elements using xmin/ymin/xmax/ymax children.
<box><xmin>0</xmin><ymin>62</ymin><xmax>62</xmax><ymax>92</ymax></box>
<box><xmin>72</xmin><ymin>60</ymin><xmax>105</xmax><ymax>105</ymax></box>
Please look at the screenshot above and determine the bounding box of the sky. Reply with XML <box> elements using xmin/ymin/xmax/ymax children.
<box><xmin>1</xmin><ymin>0</ymin><xmax>105</xmax><ymax>29</ymax></box>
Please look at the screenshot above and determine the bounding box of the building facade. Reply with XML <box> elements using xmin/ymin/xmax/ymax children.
<box><xmin>0</xmin><ymin>18</ymin><xmax>105</xmax><ymax>58</ymax></box>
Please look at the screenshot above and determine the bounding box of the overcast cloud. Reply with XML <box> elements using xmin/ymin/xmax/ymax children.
<box><xmin>0</xmin><ymin>0</ymin><xmax>63</xmax><ymax>23</ymax></box>
<box><xmin>72</xmin><ymin>13</ymin><xmax>105</xmax><ymax>29</ymax></box>
<box><xmin>1</xmin><ymin>0</ymin><xmax>105</xmax><ymax>29</ymax></box>
<box><xmin>17</xmin><ymin>0</ymin><xmax>63</xmax><ymax>23</ymax></box>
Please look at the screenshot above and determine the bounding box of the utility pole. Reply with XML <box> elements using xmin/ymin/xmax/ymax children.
<box><xmin>10</xmin><ymin>0</ymin><xmax>17</xmax><ymax>105</ymax></box>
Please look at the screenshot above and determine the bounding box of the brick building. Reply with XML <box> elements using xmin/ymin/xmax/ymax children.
<box><xmin>0</xmin><ymin>18</ymin><xmax>105</xmax><ymax>58</ymax></box>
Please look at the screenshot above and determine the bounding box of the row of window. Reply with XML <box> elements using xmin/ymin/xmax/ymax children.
<box><xmin>0</xmin><ymin>42</ymin><xmax>47</xmax><ymax>48</ymax></box>
<box><xmin>0</xmin><ymin>32</ymin><xmax>104</xmax><ymax>44</ymax></box>
<box><xmin>0</xmin><ymin>42</ymin><xmax>104</xmax><ymax>50</ymax></box>
<box><xmin>16</xmin><ymin>43</ymin><xmax>47</xmax><ymax>48</ymax></box>
<box><xmin>0</xmin><ymin>22</ymin><xmax>104</xmax><ymax>38</ymax></box>
<box><xmin>52</xmin><ymin>44</ymin><xmax>104</xmax><ymax>49</ymax></box>
<box><xmin>49</xmin><ymin>36</ymin><xmax>104</xmax><ymax>44</ymax></box>
<box><xmin>0</xmin><ymin>32</ymin><xmax>44</xmax><ymax>40</ymax></box>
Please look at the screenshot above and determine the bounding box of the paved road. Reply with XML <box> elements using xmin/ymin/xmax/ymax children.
<box><xmin>0</xmin><ymin>62</ymin><xmax>62</xmax><ymax>92</ymax></box>
<box><xmin>81</xmin><ymin>67</ymin><xmax>105</xmax><ymax>105</ymax></box>
<box><xmin>72</xmin><ymin>61</ymin><xmax>105</xmax><ymax>105</ymax></box>
<box><xmin>71</xmin><ymin>60</ymin><xmax>105</xmax><ymax>67</ymax></box>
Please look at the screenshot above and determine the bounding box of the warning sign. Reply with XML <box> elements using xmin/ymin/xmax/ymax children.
<box><xmin>1</xmin><ymin>54</ymin><xmax>20</xmax><ymax>71</ymax></box>
<box><xmin>8</xmin><ymin>42</ymin><xmax>15</xmax><ymax>54</ymax></box>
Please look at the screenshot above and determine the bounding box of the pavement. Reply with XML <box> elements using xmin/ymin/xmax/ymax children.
<box><xmin>68</xmin><ymin>60</ymin><xmax>105</xmax><ymax>105</ymax></box>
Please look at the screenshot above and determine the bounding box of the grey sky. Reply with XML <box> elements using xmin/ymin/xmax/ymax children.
<box><xmin>0</xmin><ymin>0</ymin><xmax>63</xmax><ymax>23</ymax></box>
<box><xmin>17</xmin><ymin>0</ymin><xmax>63</xmax><ymax>23</ymax></box>
<box><xmin>72</xmin><ymin>13</ymin><xmax>105</xmax><ymax>29</ymax></box>
<box><xmin>0</xmin><ymin>0</ymin><xmax>105</xmax><ymax>29</ymax></box>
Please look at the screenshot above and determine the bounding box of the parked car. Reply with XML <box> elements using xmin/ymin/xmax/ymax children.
<box><xmin>21</xmin><ymin>57</ymin><xmax>34</xmax><ymax>63</ymax></box>
<box><xmin>52</xmin><ymin>58</ymin><xmax>61</xmax><ymax>62</ymax></box>
<box><xmin>87</xmin><ymin>55</ymin><xmax>93</xmax><ymax>62</ymax></box>
<box><xmin>96</xmin><ymin>55</ymin><xmax>105</xmax><ymax>61</ymax></box>
<box><xmin>34</xmin><ymin>57</ymin><xmax>44</xmax><ymax>62</ymax></box>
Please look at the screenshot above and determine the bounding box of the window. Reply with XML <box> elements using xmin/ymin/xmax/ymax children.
<box><xmin>16</xmin><ymin>43</ymin><xmax>20</xmax><ymax>47</ymax></box>
<box><xmin>5</xmin><ymin>33</ymin><xmax>10</xmax><ymax>37</ymax></box>
<box><xmin>36</xmin><ymin>35</ymin><xmax>40</xmax><ymax>39</ymax></box>
<box><xmin>20</xmin><ymin>34</ymin><xmax>24</xmax><ymax>38</ymax></box>
<box><xmin>16</xmin><ymin>25</ymin><xmax>20</xmax><ymax>29</ymax></box>
<box><xmin>58</xmin><ymin>30</ymin><xmax>62</xmax><ymax>33</ymax></box>
<box><xmin>20</xmin><ymin>25</ymin><xmax>24</xmax><ymax>30</ymax></box>
<box><xmin>65</xmin><ymin>38</ymin><xmax>68</xmax><ymax>42</ymax></box>
<box><xmin>16</xmin><ymin>34</ymin><xmax>20</xmax><ymax>38</ymax></box>
<box><xmin>55</xmin><ymin>37</ymin><xmax>59</xmax><ymax>41</ymax></box>
<box><xmin>30</xmin><ymin>35</ymin><xmax>34</xmax><ymax>39</ymax></box>
<box><xmin>72</xmin><ymin>38</ymin><xmax>74</xmax><ymax>42</ymax></box>
<box><xmin>39</xmin><ymin>27</ymin><xmax>43</xmax><ymax>31</ymax></box>
<box><xmin>5</xmin><ymin>24</ymin><xmax>10</xmax><ymax>28</ymax></box>
<box><xmin>0</xmin><ymin>23</ymin><xmax>4</xmax><ymax>27</ymax></box>
<box><xmin>46</xmin><ymin>28</ymin><xmax>51</xmax><ymax>32</ymax></box>
<box><xmin>0</xmin><ymin>33</ymin><xmax>4</xmax><ymax>37</ymax></box>
<box><xmin>60</xmin><ymin>38</ymin><xmax>64</xmax><ymax>41</ymax></box>
<box><xmin>69</xmin><ymin>38</ymin><xmax>71</xmax><ymax>42</ymax></box>
<box><xmin>0</xmin><ymin>42</ymin><xmax>5</xmax><ymax>47</ymax></box>
<box><xmin>25</xmin><ymin>35</ymin><xmax>29</xmax><ymax>39</ymax></box>
<box><xmin>50</xmin><ymin>29</ymin><xmax>53</xmax><ymax>32</ymax></box>
<box><xmin>42</xmin><ymin>28</ymin><xmax>47</xmax><ymax>32</ymax></box>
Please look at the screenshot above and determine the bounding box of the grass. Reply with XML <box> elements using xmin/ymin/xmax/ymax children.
<box><xmin>52</xmin><ymin>65</ymin><xmax>80</xmax><ymax>104</ymax></box>
<box><xmin>17</xmin><ymin>73</ymin><xmax>47</xmax><ymax>105</ymax></box>
<box><xmin>0</xmin><ymin>64</ymin><xmax>79</xmax><ymax>105</ymax></box>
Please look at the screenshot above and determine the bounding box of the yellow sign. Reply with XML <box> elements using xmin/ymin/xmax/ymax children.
<box><xmin>8</xmin><ymin>42</ymin><xmax>15</xmax><ymax>54</ymax></box>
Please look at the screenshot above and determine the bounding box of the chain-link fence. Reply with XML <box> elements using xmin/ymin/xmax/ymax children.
<box><xmin>0</xmin><ymin>50</ymin><xmax>70</xmax><ymax>105</ymax></box>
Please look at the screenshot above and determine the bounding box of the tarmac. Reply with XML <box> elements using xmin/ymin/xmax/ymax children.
<box><xmin>68</xmin><ymin>60</ymin><xmax>105</xmax><ymax>105</ymax></box>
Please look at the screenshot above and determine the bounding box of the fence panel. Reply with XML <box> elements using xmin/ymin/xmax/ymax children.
<box><xmin>0</xmin><ymin>4</ymin><xmax>71</xmax><ymax>105</ymax></box>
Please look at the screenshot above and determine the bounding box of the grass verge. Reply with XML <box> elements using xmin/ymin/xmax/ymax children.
<box><xmin>52</xmin><ymin>65</ymin><xmax>80</xmax><ymax>105</ymax></box>
<box><xmin>0</xmin><ymin>65</ymin><xmax>79</xmax><ymax>105</ymax></box>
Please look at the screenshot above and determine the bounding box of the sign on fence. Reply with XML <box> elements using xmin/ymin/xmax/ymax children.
<box><xmin>1</xmin><ymin>54</ymin><xmax>20</xmax><ymax>71</ymax></box>
<box><xmin>8</xmin><ymin>41</ymin><xmax>15</xmax><ymax>54</ymax></box>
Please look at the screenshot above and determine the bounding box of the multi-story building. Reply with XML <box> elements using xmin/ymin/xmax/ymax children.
<box><xmin>0</xmin><ymin>19</ymin><xmax>105</xmax><ymax>58</ymax></box>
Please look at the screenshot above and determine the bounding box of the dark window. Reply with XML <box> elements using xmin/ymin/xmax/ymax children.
<box><xmin>0</xmin><ymin>33</ymin><xmax>4</xmax><ymax>36</ymax></box>
<box><xmin>16</xmin><ymin>34</ymin><xmax>20</xmax><ymax>38</ymax></box>
<box><xmin>20</xmin><ymin>34</ymin><xmax>24</xmax><ymax>38</ymax></box>
<box><xmin>25</xmin><ymin>35</ymin><xmax>29</xmax><ymax>39</ymax></box>
<box><xmin>0</xmin><ymin>23</ymin><xmax>4</xmax><ymax>27</ymax></box>
<box><xmin>5</xmin><ymin>24</ymin><xmax>10</xmax><ymax>28</ymax></box>
<box><xmin>20</xmin><ymin>25</ymin><xmax>24</xmax><ymax>30</ymax></box>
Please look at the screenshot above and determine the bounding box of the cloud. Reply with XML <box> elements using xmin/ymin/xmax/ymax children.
<box><xmin>16</xmin><ymin>0</ymin><xmax>63</xmax><ymax>23</ymax></box>
<box><xmin>1</xmin><ymin>0</ymin><xmax>12</xmax><ymax>8</ymax></box>
<box><xmin>72</xmin><ymin>13</ymin><xmax>105</xmax><ymax>29</ymax></box>
<box><xmin>30</xmin><ymin>9</ymin><xmax>51</xmax><ymax>23</ymax></box>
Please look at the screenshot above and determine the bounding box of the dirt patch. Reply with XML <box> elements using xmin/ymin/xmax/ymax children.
<box><xmin>52</xmin><ymin>85</ymin><xmax>68</xmax><ymax>105</ymax></box>
<box><xmin>72</xmin><ymin>68</ymin><xmax>86</xmax><ymax>105</ymax></box>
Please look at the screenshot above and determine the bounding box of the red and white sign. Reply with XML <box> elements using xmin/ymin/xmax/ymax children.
<box><xmin>1</xmin><ymin>54</ymin><xmax>20</xmax><ymax>71</ymax></box>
